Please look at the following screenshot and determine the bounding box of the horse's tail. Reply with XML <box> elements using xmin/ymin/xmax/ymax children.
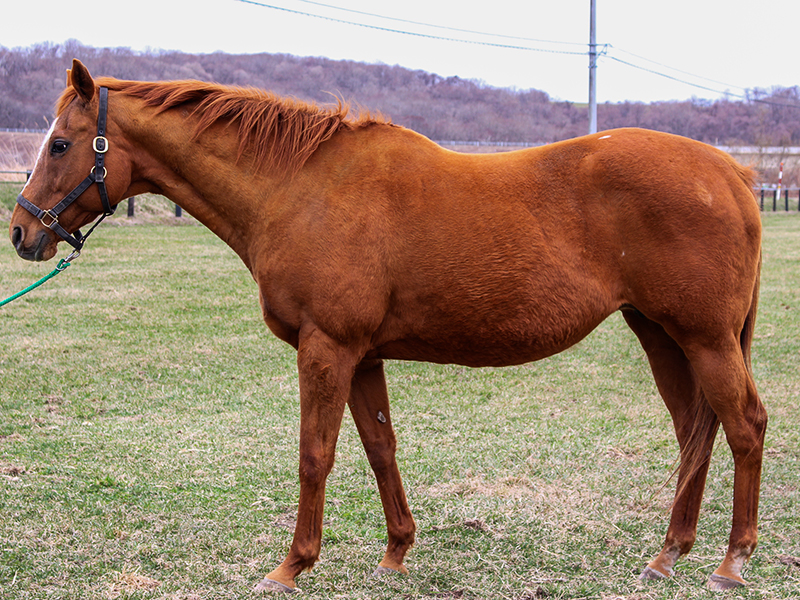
<box><xmin>673</xmin><ymin>392</ymin><xmax>720</xmax><ymax>506</ymax></box>
<box><xmin>740</xmin><ymin>251</ymin><xmax>761</xmax><ymax>376</ymax></box>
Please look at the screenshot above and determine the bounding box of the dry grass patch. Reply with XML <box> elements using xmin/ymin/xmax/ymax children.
<box><xmin>0</xmin><ymin>463</ymin><xmax>26</xmax><ymax>478</ymax></box>
<box><xmin>424</xmin><ymin>474</ymin><xmax>543</xmax><ymax>500</ymax></box>
<box><xmin>105</xmin><ymin>568</ymin><xmax>161</xmax><ymax>599</ymax></box>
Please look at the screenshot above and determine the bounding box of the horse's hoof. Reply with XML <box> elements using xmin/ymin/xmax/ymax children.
<box><xmin>371</xmin><ymin>565</ymin><xmax>402</xmax><ymax>578</ymax></box>
<box><xmin>708</xmin><ymin>573</ymin><xmax>746</xmax><ymax>591</ymax></box>
<box><xmin>254</xmin><ymin>577</ymin><xmax>299</xmax><ymax>594</ymax></box>
<box><xmin>639</xmin><ymin>565</ymin><xmax>670</xmax><ymax>581</ymax></box>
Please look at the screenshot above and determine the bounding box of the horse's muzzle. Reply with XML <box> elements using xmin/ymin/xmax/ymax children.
<box><xmin>11</xmin><ymin>225</ymin><xmax>51</xmax><ymax>262</ymax></box>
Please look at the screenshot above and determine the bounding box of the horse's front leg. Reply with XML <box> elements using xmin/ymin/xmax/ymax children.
<box><xmin>256</xmin><ymin>328</ymin><xmax>359</xmax><ymax>593</ymax></box>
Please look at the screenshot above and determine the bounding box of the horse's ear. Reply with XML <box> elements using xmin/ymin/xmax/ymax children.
<box><xmin>69</xmin><ymin>59</ymin><xmax>95</xmax><ymax>104</ymax></box>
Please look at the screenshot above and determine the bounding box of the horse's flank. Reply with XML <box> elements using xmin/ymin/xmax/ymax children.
<box><xmin>56</xmin><ymin>77</ymin><xmax>389</xmax><ymax>178</ymax></box>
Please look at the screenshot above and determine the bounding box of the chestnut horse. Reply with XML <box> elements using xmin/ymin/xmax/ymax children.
<box><xmin>9</xmin><ymin>60</ymin><xmax>766</xmax><ymax>593</ymax></box>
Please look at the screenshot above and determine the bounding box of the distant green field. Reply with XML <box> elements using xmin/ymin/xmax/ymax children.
<box><xmin>0</xmin><ymin>214</ymin><xmax>798</xmax><ymax>600</ymax></box>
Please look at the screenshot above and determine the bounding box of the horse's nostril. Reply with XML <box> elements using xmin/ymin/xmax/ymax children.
<box><xmin>11</xmin><ymin>226</ymin><xmax>23</xmax><ymax>249</ymax></box>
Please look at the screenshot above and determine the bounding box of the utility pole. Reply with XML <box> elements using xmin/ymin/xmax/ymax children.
<box><xmin>588</xmin><ymin>0</ymin><xmax>597</xmax><ymax>134</ymax></box>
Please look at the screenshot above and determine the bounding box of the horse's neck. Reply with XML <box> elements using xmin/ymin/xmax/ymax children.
<box><xmin>124</xmin><ymin>107</ymin><xmax>277</xmax><ymax>269</ymax></box>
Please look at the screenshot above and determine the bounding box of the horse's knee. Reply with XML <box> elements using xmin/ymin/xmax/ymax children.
<box><xmin>298</xmin><ymin>451</ymin><xmax>335</xmax><ymax>484</ymax></box>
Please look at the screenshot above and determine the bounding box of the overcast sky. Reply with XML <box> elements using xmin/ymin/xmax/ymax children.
<box><xmin>4</xmin><ymin>0</ymin><xmax>799</xmax><ymax>103</ymax></box>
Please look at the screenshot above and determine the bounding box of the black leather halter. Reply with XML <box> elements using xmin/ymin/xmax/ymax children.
<box><xmin>16</xmin><ymin>87</ymin><xmax>116</xmax><ymax>252</ymax></box>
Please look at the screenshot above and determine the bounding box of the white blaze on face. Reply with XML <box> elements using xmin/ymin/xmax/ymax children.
<box><xmin>21</xmin><ymin>117</ymin><xmax>59</xmax><ymax>195</ymax></box>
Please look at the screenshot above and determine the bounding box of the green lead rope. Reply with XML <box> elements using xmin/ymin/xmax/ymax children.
<box><xmin>0</xmin><ymin>258</ymin><xmax>72</xmax><ymax>308</ymax></box>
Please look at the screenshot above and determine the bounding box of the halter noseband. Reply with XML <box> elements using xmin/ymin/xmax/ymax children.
<box><xmin>16</xmin><ymin>86</ymin><xmax>116</xmax><ymax>252</ymax></box>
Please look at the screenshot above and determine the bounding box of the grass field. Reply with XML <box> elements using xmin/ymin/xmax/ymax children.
<box><xmin>0</xmin><ymin>194</ymin><xmax>798</xmax><ymax>599</ymax></box>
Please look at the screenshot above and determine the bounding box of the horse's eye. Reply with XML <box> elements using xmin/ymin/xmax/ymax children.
<box><xmin>50</xmin><ymin>140</ymin><xmax>70</xmax><ymax>155</ymax></box>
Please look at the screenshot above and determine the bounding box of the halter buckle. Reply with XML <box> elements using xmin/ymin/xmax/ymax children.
<box><xmin>40</xmin><ymin>210</ymin><xmax>59</xmax><ymax>228</ymax></box>
<box><xmin>93</xmin><ymin>136</ymin><xmax>109</xmax><ymax>153</ymax></box>
<box><xmin>90</xmin><ymin>166</ymin><xmax>108</xmax><ymax>179</ymax></box>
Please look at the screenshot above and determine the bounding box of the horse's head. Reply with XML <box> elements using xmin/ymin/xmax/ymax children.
<box><xmin>10</xmin><ymin>60</ymin><xmax>131</xmax><ymax>261</ymax></box>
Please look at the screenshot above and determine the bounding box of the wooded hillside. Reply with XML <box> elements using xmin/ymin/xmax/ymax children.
<box><xmin>2</xmin><ymin>41</ymin><xmax>799</xmax><ymax>147</ymax></box>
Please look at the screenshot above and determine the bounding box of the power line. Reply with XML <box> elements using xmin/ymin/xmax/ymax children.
<box><xmin>609</xmin><ymin>45</ymin><xmax>746</xmax><ymax>93</ymax></box>
<box><xmin>604</xmin><ymin>55</ymin><xmax>737</xmax><ymax>98</ymax></box>
<box><xmin>233</xmin><ymin>0</ymin><xmax>586</xmax><ymax>56</ymax></box>
<box><xmin>235</xmin><ymin>0</ymin><xmax>800</xmax><ymax>108</ymax></box>
<box><xmin>288</xmin><ymin>0</ymin><xmax>587</xmax><ymax>47</ymax></box>
<box><xmin>603</xmin><ymin>54</ymin><xmax>800</xmax><ymax>108</ymax></box>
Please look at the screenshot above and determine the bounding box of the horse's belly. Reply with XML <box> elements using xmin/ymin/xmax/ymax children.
<box><xmin>369</xmin><ymin>298</ymin><xmax>613</xmax><ymax>368</ymax></box>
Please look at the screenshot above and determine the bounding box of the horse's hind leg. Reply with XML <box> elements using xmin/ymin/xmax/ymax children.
<box><xmin>682</xmin><ymin>338</ymin><xmax>767</xmax><ymax>589</ymax></box>
<box><xmin>347</xmin><ymin>359</ymin><xmax>416</xmax><ymax>576</ymax></box>
<box><xmin>623</xmin><ymin>310</ymin><xmax>720</xmax><ymax>580</ymax></box>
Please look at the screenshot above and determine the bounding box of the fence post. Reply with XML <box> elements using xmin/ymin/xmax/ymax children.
<box><xmin>127</xmin><ymin>196</ymin><xmax>135</xmax><ymax>218</ymax></box>
<box><xmin>786</xmin><ymin>189</ymin><xmax>790</xmax><ymax>212</ymax></box>
<box><xmin>760</xmin><ymin>188</ymin><xmax>765</xmax><ymax>211</ymax></box>
<box><xmin>26</xmin><ymin>170</ymin><xmax>32</xmax><ymax>181</ymax></box>
<box><xmin>773</xmin><ymin>189</ymin><xmax>777</xmax><ymax>212</ymax></box>
<box><xmin>175</xmin><ymin>204</ymin><xmax>182</xmax><ymax>218</ymax></box>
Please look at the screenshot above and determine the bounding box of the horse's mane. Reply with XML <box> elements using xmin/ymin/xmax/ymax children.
<box><xmin>57</xmin><ymin>78</ymin><xmax>388</xmax><ymax>176</ymax></box>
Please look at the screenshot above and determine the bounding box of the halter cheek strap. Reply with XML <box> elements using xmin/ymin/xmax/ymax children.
<box><xmin>16</xmin><ymin>86</ymin><xmax>116</xmax><ymax>252</ymax></box>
